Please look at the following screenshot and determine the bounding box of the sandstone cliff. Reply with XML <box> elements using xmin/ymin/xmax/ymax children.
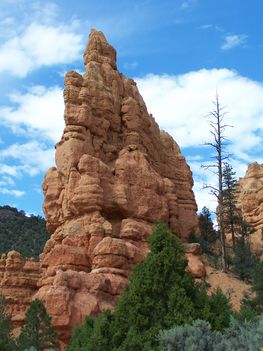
<box><xmin>0</xmin><ymin>30</ymin><xmax>201</xmax><ymax>347</ymax></box>
<box><xmin>237</xmin><ymin>162</ymin><xmax>263</xmax><ymax>257</ymax></box>
<box><xmin>0</xmin><ymin>251</ymin><xmax>40</xmax><ymax>334</ymax></box>
<box><xmin>36</xmin><ymin>29</ymin><xmax>199</xmax><ymax>343</ymax></box>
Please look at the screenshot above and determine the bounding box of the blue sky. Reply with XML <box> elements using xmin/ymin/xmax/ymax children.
<box><xmin>0</xmin><ymin>0</ymin><xmax>263</xmax><ymax>216</ymax></box>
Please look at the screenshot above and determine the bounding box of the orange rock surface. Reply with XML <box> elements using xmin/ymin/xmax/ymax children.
<box><xmin>36</xmin><ymin>29</ymin><xmax>199</xmax><ymax>344</ymax></box>
<box><xmin>0</xmin><ymin>30</ymin><xmax>200</xmax><ymax>347</ymax></box>
<box><xmin>0</xmin><ymin>251</ymin><xmax>40</xmax><ymax>335</ymax></box>
<box><xmin>237</xmin><ymin>162</ymin><xmax>263</xmax><ymax>257</ymax></box>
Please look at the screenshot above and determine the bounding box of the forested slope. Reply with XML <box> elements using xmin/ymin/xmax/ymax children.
<box><xmin>0</xmin><ymin>206</ymin><xmax>49</xmax><ymax>259</ymax></box>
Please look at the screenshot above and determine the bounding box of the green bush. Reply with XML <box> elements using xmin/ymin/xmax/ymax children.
<box><xmin>67</xmin><ymin>224</ymin><xmax>231</xmax><ymax>351</ymax></box>
<box><xmin>159</xmin><ymin>315</ymin><xmax>263</xmax><ymax>351</ymax></box>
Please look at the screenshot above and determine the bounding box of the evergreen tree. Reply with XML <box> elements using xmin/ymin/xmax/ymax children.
<box><xmin>0</xmin><ymin>296</ymin><xmax>17</xmax><ymax>351</ymax></box>
<box><xmin>251</xmin><ymin>261</ymin><xmax>263</xmax><ymax>313</ymax></box>
<box><xmin>67</xmin><ymin>312</ymin><xmax>113</xmax><ymax>351</ymax></box>
<box><xmin>198</xmin><ymin>207</ymin><xmax>216</xmax><ymax>242</ymax></box>
<box><xmin>232</xmin><ymin>236</ymin><xmax>257</xmax><ymax>281</ymax></box>
<box><xmin>196</xmin><ymin>207</ymin><xmax>217</xmax><ymax>253</ymax></box>
<box><xmin>17</xmin><ymin>299</ymin><xmax>58</xmax><ymax>351</ymax></box>
<box><xmin>222</xmin><ymin>162</ymin><xmax>239</xmax><ymax>248</ymax></box>
<box><xmin>67</xmin><ymin>224</ymin><xmax>231</xmax><ymax>351</ymax></box>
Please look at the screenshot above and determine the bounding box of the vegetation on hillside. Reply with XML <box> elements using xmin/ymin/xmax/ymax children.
<box><xmin>0</xmin><ymin>297</ymin><xmax>59</xmax><ymax>351</ymax></box>
<box><xmin>0</xmin><ymin>205</ymin><xmax>49</xmax><ymax>259</ymax></box>
<box><xmin>159</xmin><ymin>315</ymin><xmax>263</xmax><ymax>351</ymax></box>
<box><xmin>67</xmin><ymin>224</ymin><xmax>232</xmax><ymax>351</ymax></box>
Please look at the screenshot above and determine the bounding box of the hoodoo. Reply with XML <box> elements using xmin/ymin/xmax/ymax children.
<box><xmin>237</xmin><ymin>162</ymin><xmax>263</xmax><ymax>257</ymax></box>
<box><xmin>0</xmin><ymin>30</ymin><xmax>200</xmax><ymax>346</ymax></box>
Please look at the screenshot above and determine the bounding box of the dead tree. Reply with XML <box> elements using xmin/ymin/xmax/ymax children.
<box><xmin>202</xmin><ymin>93</ymin><xmax>231</xmax><ymax>272</ymax></box>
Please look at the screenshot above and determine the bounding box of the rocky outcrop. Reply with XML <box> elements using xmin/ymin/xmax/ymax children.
<box><xmin>184</xmin><ymin>243</ymin><xmax>206</xmax><ymax>278</ymax></box>
<box><xmin>0</xmin><ymin>251</ymin><xmax>40</xmax><ymax>334</ymax></box>
<box><xmin>34</xmin><ymin>29</ymin><xmax>199</xmax><ymax>344</ymax></box>
<box><xmin>237</xmin><ymin>162</ymin><xmax>263</xmax><ymax>256</ymax></box>
<box><xmin>237</xmin><ymin>162</ymin><xmax>263</xmax><ymax>232</ymax></box>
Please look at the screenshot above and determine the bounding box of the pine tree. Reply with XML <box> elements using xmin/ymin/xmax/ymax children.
<box><xmin>232</xmin><ymin>237</ymin><xmax>257</xmax><ymax>281</ymax></box>
<box><xmin>17</xmin><ymin>299</ymin><xmax>59</xmax><ymax>351</ymax></box>
<box><xmin>222</xmin><ymin>162</ymin><xmax>239</xmax><ymax>248</ymax></box>
<box><xmin>0</xmin><ymin>296</ymin><xmax>17</xmax><ymax>351</ymax></box>
<box><xmin>67</xmin><ymin>224</ymin><xmax>231</xmax><ymax>351</ymax></box>
<box><xmin>197</xmin><ymin>207</ymin><xmax>217</xmax><ymax>253</ymax></box>
<box><xmin>251</xmin><ymin>261</ymin><xmax>263</xmax><ymax>313</ymax></box>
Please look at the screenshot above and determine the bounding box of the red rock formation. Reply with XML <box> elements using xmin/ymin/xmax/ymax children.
<box><xmin>34</xmin><ymin>29</ymin><xmax>199</xmax><ymax>344</ymax></box>
<box><xmin>0</xmin><ymin>251</ymin><xmax>40</xmax><ymax>335</ymax></box>
<box><xmin>184</xmin><ymin>243</ymin><xmax>206</xmax><ymax>279</ymax></box>
<box><xmin>237</xmin><ymin>162</ymin><xmax>263</xmax><ymax>257</ymax></box>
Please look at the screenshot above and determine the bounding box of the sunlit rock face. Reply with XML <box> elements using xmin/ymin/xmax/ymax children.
<box><xmin>237</xmin><ymin>162</ymin><xmax>263</xmax><ymax>257</ymax></box>
<box><xmin>0</xmin><ymin>251</ymin><xmax>40</xmax><ymax>335</ymax></box>
<box><xmin>36</xmin><ymin>29</ymin><xmax>199</xmax><ymax>344</ymax></box>
<box><xmin>0</xmin><ymin>30</ymin><xmax>199</xmax><ymax>347</ymax></box>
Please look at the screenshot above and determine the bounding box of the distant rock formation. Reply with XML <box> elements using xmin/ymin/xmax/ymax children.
<box><xmin>0</xmin><ymin>251</ymin><xmax>40</xmax><ymax>335</ymax></box>
<box><xmin>237</xmin><ymin>162</ymin><xmax>263</xmax><ymax>257</ymax></box>
<box><xmin>0</xmin><ymin>30</ymin><xmax>202</xmax><ymax>347</ymax></box>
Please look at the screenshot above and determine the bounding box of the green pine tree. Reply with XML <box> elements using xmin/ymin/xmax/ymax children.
<box><xmin>17</xmin><ymin>299</ymin><xmax>59</xmax><ymax>351</ymax></box>
<box><xmin>196</xmin><ymin>206</ymin><xmax>217</xmax><ymax>253</ymax></box>
<box><xmin>67</xmin><ymin>223</ymin><xmax>231</xmax><ymax>351</ymax></box>
<box><xmin>0</xmin><ymin>296</ymin><xmax>17</xmax><ymax>351</ymax></box>
<box><xmin>251</xmin><ymin>261</ymin><xmax>263</xmax><ymax>313</ymax></box>
<box><xmin>232</xmin><ymin>237</ymin><xmax>257</xmax><ymax>281</ymax></box>
<box><xmin>222</xmin><ymin>163</ymin><xmax>239</xmax><ymax>248</ymax></box>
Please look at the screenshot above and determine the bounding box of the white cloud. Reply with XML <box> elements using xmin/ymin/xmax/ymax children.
<box><xmin>221</xmin><ymin>34</ymin><xmax>248</xmax><ymax>50</ymax></box>
<box><xmin>0</xmin><ymin>141</ymin><xmax>55</xmax><ymax>174</ymax></box>
<box><xmin>0</xmin><ymin>83</ymin><xmax>64</xmax><ymax>200</ymax></box>
<box><xmin>0</xmin><ymin>141</ymin><xmax>54</xmax><ymax>199</ymax></box>
<box><xmin>0</xmin><ymin>175</ymin><xmax>15</xmax><ymax>186</ymax></box>
<box><xmin>0</xmin><ymin>188</ymin><xmax>25</xmax><ymax>197</ymax></box>
<box><xmin>0</xmin><ymin>164</ymin><xmax>19</xmax><ymax>177</ymax></box>
<box><xmin>0</xmin><ymin>85</ymin><xmax>64</xmax><ymax>142</ymax></box>
<box><xmin>135</xmin><ymin>69</ymin><xmax>263</xmax><ymax>212</ymax></box>
<box><xmin>0</xmin><ymin>22</ymin><xmax>83</xmax><ymax>77</ymax></box>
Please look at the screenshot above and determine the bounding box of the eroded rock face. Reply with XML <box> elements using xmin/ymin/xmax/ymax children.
<box><xmin>237</xmin><ymin>162</ymin><xmax>263</xmax><ymax>256</ymax></box>
<box><xmin>0</xmin><ymin>251</ymin><xmax>40</xmax><ymax>335</ymax></box>
<box><xmin>35</xmin><ymin>29</ymin><xmax>199</xmax><ymax>344</ymax></box>
<box><xmin>237</xmin><ymin>162</ymin><xmax>263</xmax><ymax>231</ymax></box>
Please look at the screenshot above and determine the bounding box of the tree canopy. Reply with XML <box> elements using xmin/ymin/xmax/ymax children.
<box><xmin>0</xmin><ymin>205</ymin><xmax>49</xmax><ymax>259</ymax></box>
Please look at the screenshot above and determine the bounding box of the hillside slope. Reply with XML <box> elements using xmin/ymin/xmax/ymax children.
<box><xmin>0</xmin><ymin>205</ymin><xmax>49</xmax><ymax>259</ymax></box>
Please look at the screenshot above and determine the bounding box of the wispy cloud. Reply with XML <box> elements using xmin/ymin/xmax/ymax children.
<box><xmin>123</xmin><ymin>61</ymin><xmax>138</xmax><ymax>70</ymax></box>
<box><xmin>180</xmin><ymin>0</ymin><xmax>197</xmax><ymax>9</ymax></box>
<box><xmin>221</xmin><ymin>34</ymin><xmax>248</xmax><ymax>50</ymax></box>
<box><xmin>0</xmin><ymin>141</ymin><xmax>55</xmax><ymax>174</ymax></box>
<box><xmin>0</xmin><ymin>188</ymin><xmax>25</xmax><ymax>197</ymax></box>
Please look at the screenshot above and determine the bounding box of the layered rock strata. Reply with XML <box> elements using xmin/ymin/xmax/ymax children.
<box><xmin>35</xmin><ymin>29</ymin><xmax>199</xmax><ymax>343</ymax></box>
<box><xmin>0</xmin><ymin>251</ymin><xmax>40</xmax><ymax>334</ymax></box>
<box><xmin>237</xmin><ymin>162</ymin><xmax>263</xmax><ymax>232</ymax></box>
<box><xmin>237</xmin><ymin>162</ymin><xmax>263</xmax><ymax>256</ymax></box>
